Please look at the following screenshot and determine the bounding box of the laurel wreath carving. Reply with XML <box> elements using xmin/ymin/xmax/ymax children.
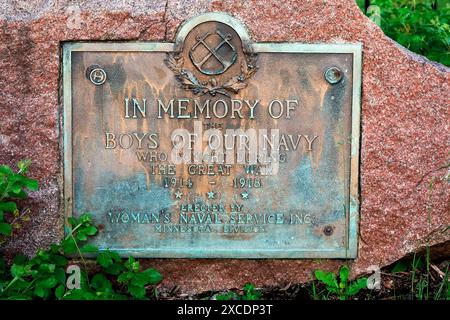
<box><xmin>164</xmin><ymin>52</ymin><xmax>258</xmax><ymax>97</ymax></box>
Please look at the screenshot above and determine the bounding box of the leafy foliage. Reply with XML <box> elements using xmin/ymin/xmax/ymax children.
<box><xmin>314</xmin><ymin>265</ymin><xmax>367</xmax><ymax>300</ymax></box>
<box><xmin>356</xmin><ymin>0</ymin><xmax>450</xmax><ymax>66</ymax></box>
<box><xmin>0</xmin><ymin>213</ymin><xmax>162</xmax><ymax>300</ymax></box>
<box><xmin>0</xmin><ymin>160</ymin><xmax>38</xmax><ymax>241</ymax></box>
<box><xmin>215</xmin><ymin>282</ymin><xmax>262</xmax><ymax>300</ymax></box>
<box><xmin>0</xmin><ymin>162</ymin><xmax>162</xmax><ymax>300</ymax></box>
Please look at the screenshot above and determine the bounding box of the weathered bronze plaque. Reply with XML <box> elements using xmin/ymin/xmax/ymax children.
<box><xmin>63</xmin><ymin>13</ymin><xmax>361</xmax><ymax>258</ymax></box>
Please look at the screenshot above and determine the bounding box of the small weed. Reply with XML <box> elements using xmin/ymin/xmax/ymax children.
<box><xmin>215</xmin><ymin>282</ymin><xmax>262</xmax><ymax>300</ymax></box>
<box><xmin>314</xmin><ymin>265</ymin><xmax>367</xmax><ymax>300</ymax></box>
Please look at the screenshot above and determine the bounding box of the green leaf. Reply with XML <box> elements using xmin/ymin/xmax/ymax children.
<box><xmin>22</xmin><ymin>177</ymin><xmax>38</xmax><ymax>191</ymax></box>
<box><xmin>118</xmin><ymin>271</ymin><xmax>133</xmax><ymax>284</ymax></box>
<box><xmin>11</xmin><ymin>264</ymin><xmax>28</xmax><ymax>278</ymax></box>
<box><xmin>17</xmin><ymin>160</ymin><xmax>31</xmax><ymax>173</ymax></box>
<box><xmin>348</xmin><ymin>278</ymin><xmax>368</xmax><ymax>296</ymax></box>
<box><xmin>103</xmin><ymin>263</ymin><xmax>124</xmax><ymax>276</ymax></box>
<box><xmin>339</xmin><ymin>265</ymin><xmax>350</xmax><ymax>283</ymax></box>
<box><xmin>97</xmin><ymin>251</ymin><xmax>114</xmax><ymax>268</ymax></box>
<box><xmin>67</xmin><ymin>217</ymin><xmax>77</xmax><ymax>226</ymax></box>
<box><xmin>38</xmin><ymin>263</ymin><xmax>56</xmax><ymax>273</ymax></box>
<box><xmin>38</xmin><ymin>276</ymin><xmax>58</xmax><ymax>289</ymax></box>
<box><xmin>61</xmin><ymin>238</ymin><xmax>77</xmax><ymax>255</ymax></box>
<box><xmin>55</xmin><ymin>284</ymin><xmax>66</xmax><ymax>299</ymax></box>
<box><xmin>34</xmin><ymin>285</ymin><xmax>47</xmax><ymax>298</ymax></box>
<box><xmin>0</xmin><ymin>222</ymin><xmax>12</xmax><ymax>235</ymax></box>
<box><xmin>243</xmin><ymin>282</ymin><xmax>255</xmax><ymax>292</ymax></box>
<box><xmin>80</xmin><ymin>243</ymin><xmax>98</xmax><ymax>253</ymax></box>
<box><xmin>91</xmin><ymin>274</ymin><xmax>113</xmax><ymax>292</ymax></box>
<box><xmin>140</xmin><ymin>268</ymin><xmax>163</xmax><ymax>285</ymax></box>
<box><xmin>54</xmin><ymin>267</ymin><xmax>66</xmax><ymax>284</ymax></box>
<box><xmin>10</xmin><ymin>189</ymin><xmax>27</xmax><ymax>199</ymax></box>
<box><xmin>97</xmin><ymin>251</ymin><xmax>121</xmax><ymax>268</ymax></box>
<box><xmin>82</xmin><ymin>225</ymin><xmax>97</xmax><ymax>236</ymax></box>
<box><xmin>0</xmin><ymin>201</ymin><xmax>17</xmax><ymax>212</ymax></box>
<box><xmin>127</xmin><ymin>284</ymin><xmax>146</xmax><ymax>299</ymax></box>
<box><xmin>75</xmin><ymin>232</ymin><xmax>88</xmax><ymax>241</ymax></box>
<box><xmin>0</xmin><ymin>165</ymin><xmax>14</xmax><ymax>176</ymax></box>
<box><xmin>79</xmin><ymin>214</ymin><xmax>92</xmax><ymax>224</ymax></box>
<box><xmin>315</xmin><ymin>270</ymin><xmax>338</xmax><ymax>288</ymax></box>
<box><xmin>50</xmin><ymin>255</ymin><xmax>68</xmax><ymax>267</ymax></box>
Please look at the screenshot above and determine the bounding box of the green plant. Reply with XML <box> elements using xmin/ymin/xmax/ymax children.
<box><xmin>356</xmin><ymin>0</ymin><xmax>450</xmax><ymax>66</ymax></box>
<box><xmin>215</xmin><ymin>282</ymin><xmax>262</xmax><ymax>300</ymax></box>
<box><xmin>434</xmin><ymin>265</ymin><xmax>449</xmax><ymax>300</ymax></box>
<box><xmin>0</xmin><ymin>161</ymin><xmax>162</xmax><ymax>300</ymax></box>
<box><xmin>0</xmin><ymin>213</ymin><xmax>162</xmax><ymax>300</ymax></box>
<box><xmin>0</xmin><ymin>160</ymin><xmax>38</xmax><ymax>241</ymax></box>
<box><xmin>314</xmin><ymin>265</ymin><xmax>367</xmax><ymax>300</ymax></box>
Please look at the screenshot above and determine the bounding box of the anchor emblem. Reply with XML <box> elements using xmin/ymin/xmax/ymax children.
<box><xmin>189</xmin><ymin>30</ymin><xmax>237</xmax><ymax>75</ymax></box>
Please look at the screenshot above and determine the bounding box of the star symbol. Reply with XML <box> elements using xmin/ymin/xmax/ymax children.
<box><xmin>241</xmin><ymin>191</ymin><xmax>249</xmax><ymax>199</ymax></box>
<box><xmin>207</xmin><ymin>191</ymin><xmax>216</xmax><ymax>199</ymax></box>
<box><xmin>174</xmin><ymin>191</ymin><xmax>183</xmax><ymax>199</ymax></box>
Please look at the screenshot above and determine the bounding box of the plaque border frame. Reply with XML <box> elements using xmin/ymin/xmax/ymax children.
<box><xmin>62</xmin><ymin>13</ymin><xmax>362</xmax><ymax>259</ymax></box>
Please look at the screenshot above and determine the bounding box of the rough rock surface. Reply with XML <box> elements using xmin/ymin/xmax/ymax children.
<box><xmin>0</xmin><ymin>0</ymin><xmax>449</xmax><ymax>294</ymax></box>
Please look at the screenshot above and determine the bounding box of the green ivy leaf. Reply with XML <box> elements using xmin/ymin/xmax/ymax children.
<box><xmin>0</xmin><ymin>201</ymin><xmax>17</xmax><ymax>212</ymax></box>
<box><xmin>38</xmin><ymin>263</ymin><xmax>56</xmax><ymax>273</ymax></box>
<box><xmin>76</xmin><ymin>232</ymin><xmax>88</xmax><ymax>242</ymax></box>
<box><xmin>117</xmin><ymin>271</ymin><xmax>133</xmax><ymax>284</ymax></box>
<box><xmin>55</xmin><ymin>284</ymin><xmax>66</xmax><ymax>299</ymax></box>
<box><xmin>97</xmin><ymin>252</ymin><xmax>114</xmax><ymax>268</ymax></box>
<box><xmin>38</xmin><ymin>276</ymin><xmax>58</xmax><ymax>289</ymax></box>
<box><xmin>82</xmin><ymin>225</ymin><xmax>98</xmax><ymax>236</ymax></box>
<box><xmin>51</xmin><ymin>255</ymin><xmax>68</xmax><ymax>267</ymax></box>
<box><xmin>0</xmin><ymin>165</ymin><xmax>14</xmax><ymax>176</ymax></box>
<box><xmin>61</xmin><ymin>238</ymin><xmax>77</xmax><ymax>255</ymax></box>
<box><xmin>79</xmin><ymin>214</ymin><xmax>92</xmax><ymax>224</ymax></box>
<box><xmin>34</xmin><ymin>285</ymin><xmax>47</xmax><ymax>298</ymax></box>
<box><xmin>11</xmin><ymin>264</ymin><xmax>29</xmax><ymax>278</ymax></box>
<box><xmin>103</xmin><ymin>263</ymin><xmax>124</xmax><ymax>276</ymax></box>
<box><xmin>67</xmin><ymin>217</ymin><xmax>77</xmax><ymax>226</ymax></box>
<box><xmin>91</xmin><ymin>274</ymin><xmax>113</xmax><ymax>293</ymax></box>
<box><xmin>140</xmin><ymin>268</ymin><xmax>163</xmax><ymax>285</ymax></box>
<box><xmin>97</xmin><ymin>251</ymin><xmax>121</xmax><ymax>269</ymax></box>
<box><xmin>22</xmin><ymin>177</ymin><xmax>38</xmax><ymax>191</ymax></box>
<box><xmin>80</xmin><ymin>243</ymin><xmax>98</xmax><ymax>253</ymax></box>
<box><xmin>0</xmin><ymin>222</ymin><xmax>12</xmax><ymax>235</ymax></box>
<box><xmin>127</xmin><ymin>284</ymin><xmax>146</xmax><ymax>299</ymax></box>
<box><xmin>54</xmin><ymin>267</ymin><xmax>66</xmax><ymax>284</ymax></box>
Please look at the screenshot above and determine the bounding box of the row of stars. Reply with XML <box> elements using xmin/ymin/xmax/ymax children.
<box><xmin>173</xmin><ymin>190</ymin><xmax>249</xmax><ymax>200</ymax></box>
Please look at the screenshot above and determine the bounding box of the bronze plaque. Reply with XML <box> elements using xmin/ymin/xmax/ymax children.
<box><xmin>63</xmin><ymin>13</ymin><xmax>361</xmax><ymax>258</ymax></box>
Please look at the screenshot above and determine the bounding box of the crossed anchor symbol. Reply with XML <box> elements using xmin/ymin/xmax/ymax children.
<box><xmin>189</xmin><ymin>30</ymin><xmax>237</xmax><ymax>75</ymax></box>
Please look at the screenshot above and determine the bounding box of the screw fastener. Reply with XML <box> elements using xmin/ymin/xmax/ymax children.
<box><xmin>324</xmin><ymin>66</ymin><xmax>343</xmax><ymax>84</ymax></box>
<box><xmin>323</xmin><ymin>225</ymin><xmax>334</xmax><ymax>236</ymax></box>
<box><xmin>89</xmin><ymin>67</ymin><xmax>107</xmax><ymax>85</ymax></box>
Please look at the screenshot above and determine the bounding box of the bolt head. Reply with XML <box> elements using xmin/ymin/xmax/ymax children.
<box><xmin>325</xmin><ymin>66</ymin><xmax>343</xmax><ymax>84</ymax></box>
<box><xmin>323</xmin><ymin>225</ymin><xmax>334</xmax><ymax>236</ymax></box>
<box><xmin>89</xmin><ymin>68</ymin><xmax>107</xmax><ymax>85</ymax></box>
